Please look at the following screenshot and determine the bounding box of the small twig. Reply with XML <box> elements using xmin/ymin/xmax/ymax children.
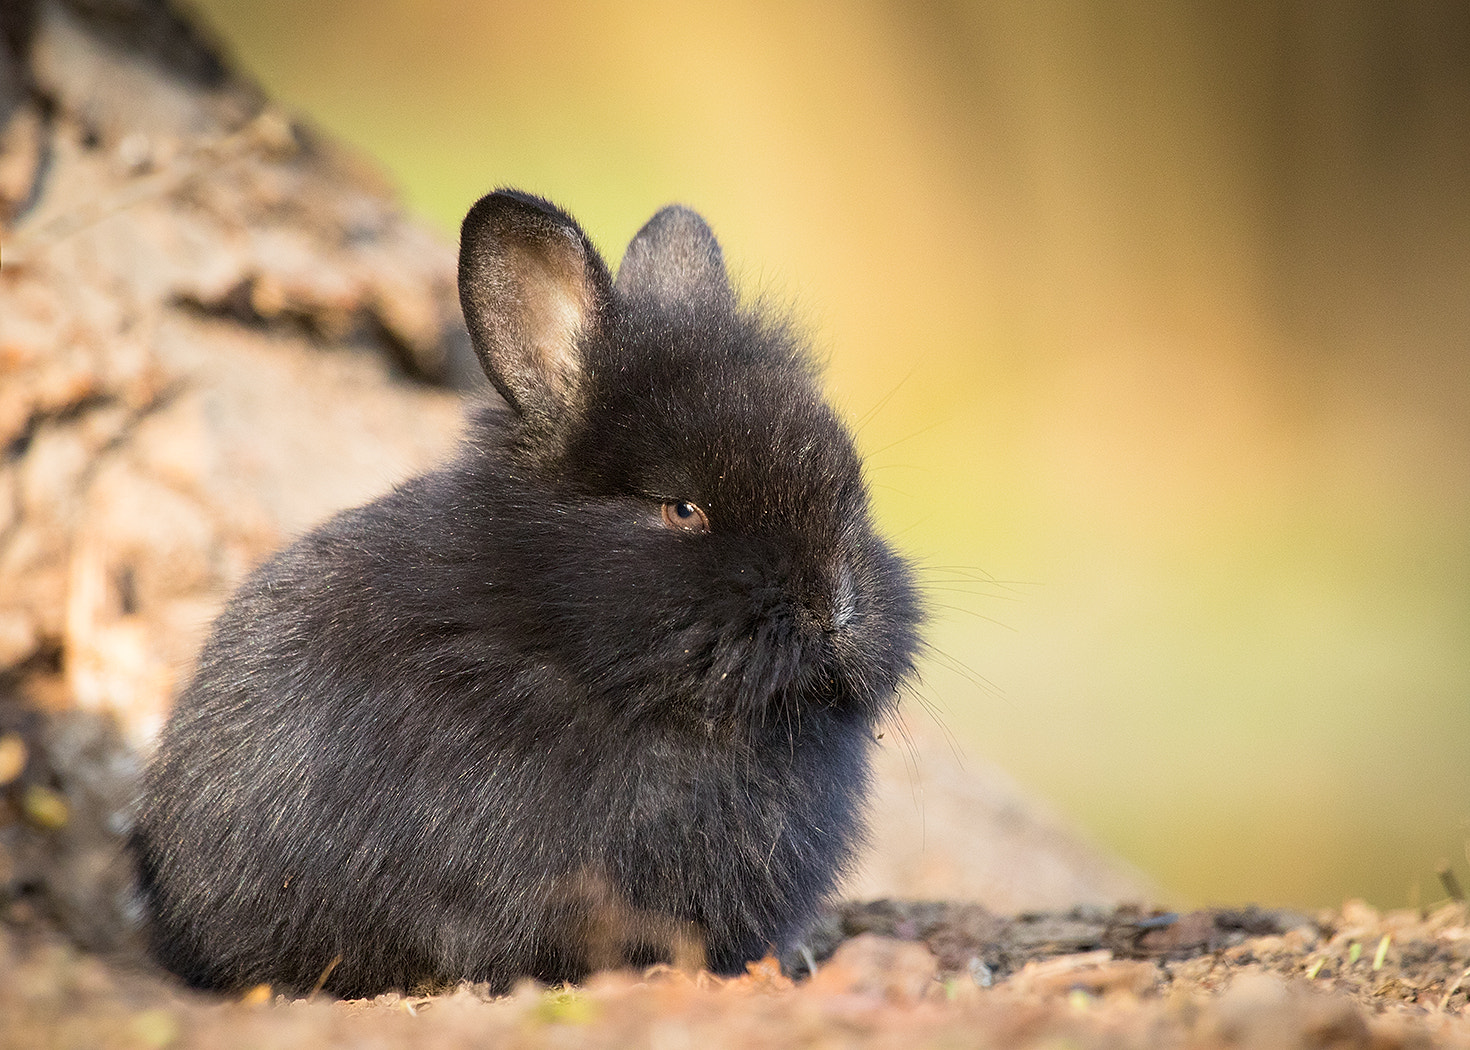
<box><xmin>3</xmin><ymin>109</ymin><xmax>296</xmax><ymax>268</ymax></box>
<box><xmin>1438</xmin><ymin>861</ymin><xmax>1466</xmax><ymax>902</ymax></box>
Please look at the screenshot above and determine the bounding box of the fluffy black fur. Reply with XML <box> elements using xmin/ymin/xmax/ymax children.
<box><xmin>130</xmin><ymin>190</ymin><xmax>922</xmax><ymax>997</ymax></box>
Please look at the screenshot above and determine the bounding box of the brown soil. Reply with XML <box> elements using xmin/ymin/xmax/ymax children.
<box><xmin>5</xmin><ymin>893</ymin><xmax>1470</xmax><ymax>1049</ymax></box>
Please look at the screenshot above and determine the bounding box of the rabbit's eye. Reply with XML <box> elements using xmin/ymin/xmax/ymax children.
<box><xmin>661</xmin><ymin>500</ymin><xmax>711</xmax><ymax>534</ymax></box>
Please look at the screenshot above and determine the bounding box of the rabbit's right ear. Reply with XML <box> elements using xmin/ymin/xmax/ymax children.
<box><xmin>615</xmin><ymin>205</ymin><xmax>732</xmax><ymax>311</ymax></box>
<box><xmin>458</xmin><ymin>190</ymin><xmax>611</xmax><ymax>425</ymax></box>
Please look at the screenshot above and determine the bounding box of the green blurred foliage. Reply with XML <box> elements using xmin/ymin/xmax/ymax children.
<box><xmin>189</xmin><ymin>0</ymin><xmax>1470</xmax><ymax>910</ymax></box>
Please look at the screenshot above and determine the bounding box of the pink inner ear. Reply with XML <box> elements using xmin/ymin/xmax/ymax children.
<box><xmin>502</xmin><ymin>231</ymin><xmax>591</xmax><ymax>411</ymax></box>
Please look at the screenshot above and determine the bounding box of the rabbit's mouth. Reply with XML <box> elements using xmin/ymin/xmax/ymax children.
<box><xmin>703</xmin><ymin>603</ymin><xmax>907</xmax><ymax>727</ymax></box>
<box><xmin>656</xmin><ymin>542</ymin><xmax>920</xmax><ymax>728</ymax></box>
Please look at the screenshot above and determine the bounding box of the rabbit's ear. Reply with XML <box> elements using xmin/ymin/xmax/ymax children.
<box><xmin>459</xmin><ymin>190</ymin><xmax>611</xmax><ymax>423</ymax></box>
<box><xmin>615</xmin><ymin>205</ymin><xmax>732</xmax><ymax>311</ymax></box>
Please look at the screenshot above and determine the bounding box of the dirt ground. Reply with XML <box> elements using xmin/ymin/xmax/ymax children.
<box><xmin>6</xmin><ymin>892</ymin><xmax>1470</xmax><ymax>1049</ymax></box>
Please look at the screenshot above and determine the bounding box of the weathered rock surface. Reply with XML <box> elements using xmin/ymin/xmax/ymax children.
<box><xmin>1</xmin><ymin>0</ymin><xmax>469</xmax><ymax>735</ymax></box>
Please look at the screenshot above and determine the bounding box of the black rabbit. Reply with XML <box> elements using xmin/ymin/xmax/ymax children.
<box><xmin>130</xmin><ymin>190</ymin><xmax>922</xmax><ymax>997</ymax></box>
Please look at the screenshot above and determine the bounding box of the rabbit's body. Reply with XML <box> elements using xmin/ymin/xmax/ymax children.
<box><xmin>132</xmin><ymin>191</ymin><xmax>921</xmax><ymax>997</ymax></box>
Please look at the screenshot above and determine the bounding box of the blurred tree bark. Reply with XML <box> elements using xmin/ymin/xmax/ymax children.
<box><xmin>1</xmin><ymin>0</ymin><xmax>471</xmax><ymax>713</ymax></box>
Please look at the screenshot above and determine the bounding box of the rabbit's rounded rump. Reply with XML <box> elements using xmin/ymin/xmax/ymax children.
<box><xmin>130</xmin><ymin>190</ymin><xmax>922</xmax><ymax>997</ymax></box>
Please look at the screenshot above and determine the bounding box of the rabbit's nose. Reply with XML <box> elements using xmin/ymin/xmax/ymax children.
<box><xmin>800</xmin><ymin>562</ymin><xmax>857</xmax><ymax>634</ymax></box>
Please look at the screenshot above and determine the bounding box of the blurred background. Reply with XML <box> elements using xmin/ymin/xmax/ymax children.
<box><xmin>184</xmin><ymin>0</ymin><xmax>1469</xmax><ymax>911</ymax></box>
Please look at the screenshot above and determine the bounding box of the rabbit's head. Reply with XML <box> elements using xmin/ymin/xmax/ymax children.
<box><xmin>458</xmin><ymin>190</ymin><xmax>920</xmax><ymax>731</ymax></box>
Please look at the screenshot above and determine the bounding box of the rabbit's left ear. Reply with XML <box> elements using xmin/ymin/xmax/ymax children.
<box><xmin>615</xmin><ymin>205</ymin><xmax>732</xmax><ymax>311</ymax></box>
<box><xmin>458</xmin><ymin>189</ymin><xmax>612</xmax><ymax>426</ymax></box>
